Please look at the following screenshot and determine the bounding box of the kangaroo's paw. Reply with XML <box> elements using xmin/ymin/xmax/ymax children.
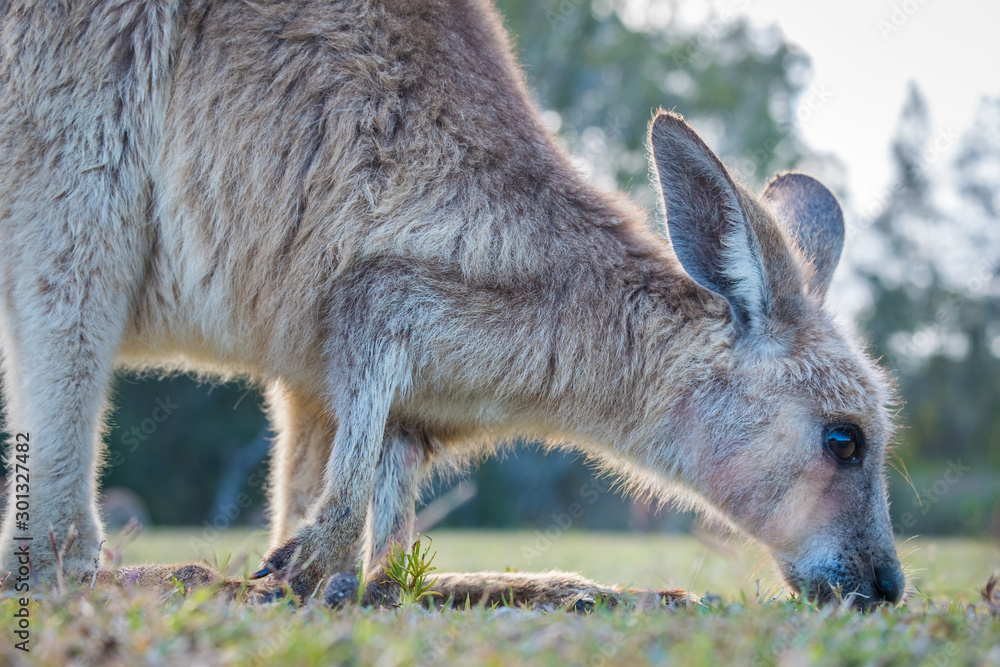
<box><xmin>0</xmin><ymin>523</ymin><xmax>103</xmax><ymax>593</ymax></box>
<box><xmin>323</xmin><ymin>572</ymin><xmax>361</xmax><ymax>608</ymax></box>
<box><xmin>252</xmin><ymin>528</ymin><xmax>331</xmax><ymax>600</ymax></box>
<box><xmin>359</xmin><ymin>576</ymin><xmax>402</xmax><ymax>608</ymax></box>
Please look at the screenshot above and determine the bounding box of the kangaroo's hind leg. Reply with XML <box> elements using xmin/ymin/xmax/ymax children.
<box><xmin>0</xmin><ymin>0</ymin><xmax>179</xmax><ymax>588</ymax></box>
<box><xmin>0</xmin><ymin>160</ymin><xmax>150</xmax><ymax>588</ymax></box>
<box><xmin>266</xmin><ymin>384</ymin><xmax>334</xmax><ymax>544</ymax></box>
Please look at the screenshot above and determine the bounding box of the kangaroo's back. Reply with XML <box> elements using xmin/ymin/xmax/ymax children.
<box><xmin>159</xmin><ymin>0</ymin><xmax>596</xmax><ymax>278</ymax></box>
<box><xmin>112</xmin><ymin>0</ymin><xmax>645</xmax><ymax>374</ymax></box>
<box><xmin>1</xmin><ymin>0</ymin><xmax>661</xmax><ymax>387</ymax></box>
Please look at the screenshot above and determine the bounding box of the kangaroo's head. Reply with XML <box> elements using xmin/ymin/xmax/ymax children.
<box><xmin>648</xmin><ymin>111</ymin><xmax>903</xmax><ymax>609</ymax></box>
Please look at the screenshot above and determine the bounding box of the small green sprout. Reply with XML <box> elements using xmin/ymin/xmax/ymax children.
<box><xmin>379</xmin><ymin>535</ymin><xmax>442</xmax><ymax>606</ymax></box>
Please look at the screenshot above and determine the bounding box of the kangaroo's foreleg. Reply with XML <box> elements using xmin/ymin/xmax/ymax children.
<box><xmin>254</xmin><ymin>339</ymin><xmax>409</xmax><ymax>599</ymax></box>
<box><xmin>354</xmin><ymin>425</ymin><xmax>428</xmax><ymax>606</ymax></box>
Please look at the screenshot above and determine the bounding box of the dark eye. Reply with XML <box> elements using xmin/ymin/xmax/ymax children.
<box><xmin>825</xmin><ymin>425</ymin><xmax>862</xmax><ymax>462</ymax></box>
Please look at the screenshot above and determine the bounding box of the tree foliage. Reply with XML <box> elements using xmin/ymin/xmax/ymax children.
<box><xmin>859</xmin><ymin>86</ymin><xmax>1000</xmax><ymax>469</ymax></box>
<box><xmin>497</xmin><ymin>0</ymin><xmax>810</xmax><ymax>205</ymax></box>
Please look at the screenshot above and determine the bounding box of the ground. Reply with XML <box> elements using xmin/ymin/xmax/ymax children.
<box><xmin>2</xmin><ymin>530</ymin><xmax>998</xmax><ymax>666</ymax></box>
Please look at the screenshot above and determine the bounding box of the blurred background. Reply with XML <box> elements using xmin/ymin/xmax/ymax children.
<box><xmin>4</xmin><ymin>0</ymin><xmax>999</xmax><ymax>545</ymax></box>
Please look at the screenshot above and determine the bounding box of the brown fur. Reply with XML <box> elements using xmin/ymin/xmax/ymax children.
<box><xmin>100</xmin><ymin>563</ymin><xmax>692</xmax><ymax>611</ymax></box>
<box><xmin>0</xmin><ymin>0</ymin><xmax>902</xmax><ymax>609</ymax></box>
<box><xmin>427</xmin><ymin>571</ymin><xmax>694</xmax><ymax>611</ymax></box>
<box><xmin>93</xmin><ymin>563</ymin><xmax>284</xmax><ymax>603</ymax></box>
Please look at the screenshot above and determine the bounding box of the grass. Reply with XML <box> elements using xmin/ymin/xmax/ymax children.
<box><xmin>378</xmin><ymin>536</ymin><xmax>441</xmax><ymax>606</ymax></box>
<box><xmin>2</xmin><ymin>529</ymin><xmax>998</xmax><ymax>666</ymax></box>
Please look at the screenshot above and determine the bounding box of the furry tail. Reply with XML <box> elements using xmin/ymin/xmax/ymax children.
<box><xmin>98</xmin><ymin>564</ymin><xmax>696</xmax><ymax>611</ymax></box>
<box><xmin>426</xmin><ymin>570</ymin><xmax>696</xmax><ymax>611</ymax></box>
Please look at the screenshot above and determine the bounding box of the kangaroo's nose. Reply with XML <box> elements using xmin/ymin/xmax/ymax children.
<box><xmin>873</xmin><ymin>564</ymin><xmax>904</xmax><ymax>604</ymax></box>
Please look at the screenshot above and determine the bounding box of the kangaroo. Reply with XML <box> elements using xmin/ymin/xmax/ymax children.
<box><xmin>0</xmin><ymin>0</ymin><xmax>903</xmax><ymax>609</ymax></box>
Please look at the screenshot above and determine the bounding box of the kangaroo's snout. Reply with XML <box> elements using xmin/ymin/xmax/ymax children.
<box><xmin>779</xmin><ymin>542</ymin><xmax>905</xmax><ymax>610</ymax></box>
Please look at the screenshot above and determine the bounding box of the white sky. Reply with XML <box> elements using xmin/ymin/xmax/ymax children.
<box><xmin>712</xmin><ymin>0</ymin><xmax>1000</xmax><ymax>209</ymax></box>
<box><xmin>643</xmin><ymin>0</ymin><xmax>1000</xmax><ymax>320</ymax></box>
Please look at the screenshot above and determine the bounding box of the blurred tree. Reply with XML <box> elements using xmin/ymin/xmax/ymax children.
<box><xmin>859</xmin><ymin>87</ymin><xmax>1000</xmax><ymax>468</ymax></box>
<box><xmin>497</xmin><ymin>0</ymin><xmax>811</xmax><ymax>206</ymax></box>
<box><xmin>857</xmin><ymin>86</ymin><xmax>1000</xmax><ymax>535</ymax></box>
<box><xmin>103</xmin><ymin>376</ymin><xmax>269</xmax><ymax>526</ymax></box>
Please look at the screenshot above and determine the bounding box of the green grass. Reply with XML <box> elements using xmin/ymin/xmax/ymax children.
<box><xmin>3</xmin><ymin>530</ymin><xmax>998</xmax><ymax>665</ymax></box>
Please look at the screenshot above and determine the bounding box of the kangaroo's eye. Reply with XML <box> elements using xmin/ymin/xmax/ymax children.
<box><xmin>825</xmin><ymin>425</ymin><xmax>862</xmax><ymax>462</ymax></box>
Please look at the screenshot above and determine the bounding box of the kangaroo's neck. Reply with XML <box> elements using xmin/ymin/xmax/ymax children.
<box><xmin>513</xmin><ymin>181</ymin><xmax>729</xmax><ymax>472</ymax></box>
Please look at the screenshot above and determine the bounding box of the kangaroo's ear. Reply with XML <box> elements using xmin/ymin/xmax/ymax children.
<box><xmin>649</xmin><ymin>111</ymin><xmax>767</xmax><ymax>334</ymax></box>
<box><xmin>763</xmin><ymin>172</ymin><xmax>844</xmax><ymax>299</ymax></box>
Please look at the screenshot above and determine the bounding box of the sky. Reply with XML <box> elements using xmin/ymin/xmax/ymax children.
<box><xmin>695</xmin><ymin>0</ymin><xmax>1000</xmax><ymax>212</ymax></box>
<box><xmin>639</xmin><ymin>0</ymin><xmax>1000</xmax><ymax>318</ymax></box>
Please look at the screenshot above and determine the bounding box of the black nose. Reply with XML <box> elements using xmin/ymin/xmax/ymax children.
<box><xmin>873</xmin><ymin>564</ymin><xmax>904</xmax><ymax>604</ymax></box>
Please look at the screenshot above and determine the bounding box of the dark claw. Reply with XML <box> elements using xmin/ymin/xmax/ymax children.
<box><xmin>252</xmin><ymin>540</ymin><xmax>299</xmax><ymax>580</ymax></box>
